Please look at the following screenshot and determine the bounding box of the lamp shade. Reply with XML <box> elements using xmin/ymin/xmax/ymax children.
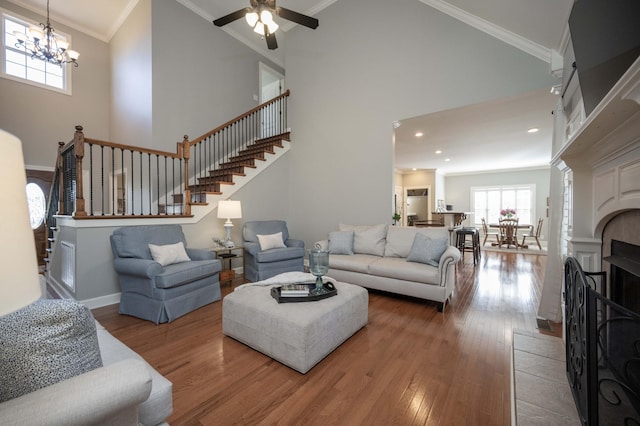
<box><xmin>0</xmin><ymin>130</ymin><xmax>42</xmax><ymax>316</ymax></box>
<box><xmin>217</xmin><ymin>200</ymin><xmax>242</xmax><ymax>219</ymax></box>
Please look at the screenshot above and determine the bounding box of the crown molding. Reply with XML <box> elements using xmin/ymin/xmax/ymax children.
<box><xmin>6</xmin><ymin>0</ymin><xmax>138</xmax><ymax>42</ymax></box>
<box><xmin>419</xmin><ymin>0</ymin><xmax>551</xmax><ymax>63</ymax></box>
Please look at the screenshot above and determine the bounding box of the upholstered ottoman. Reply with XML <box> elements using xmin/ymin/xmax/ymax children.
<box><xmin>223</xmin><ymin>280</ymin><xmax>368</xmax><ymax>373</ymax></box>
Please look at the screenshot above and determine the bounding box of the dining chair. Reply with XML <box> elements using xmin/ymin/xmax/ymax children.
<box><xmin>481</xmin><ymin>218</ymin><xmax>499</xmax><ymax>246</ymax></box>
<box><xmin>498</xmin><ymin>218</ymin><xmax>519</xmax><ymax>249</ymax></box>
<box><xmin>521</xmin><ymin>217</ymin><xmax>544</xmax><ymax>250</ymax></box>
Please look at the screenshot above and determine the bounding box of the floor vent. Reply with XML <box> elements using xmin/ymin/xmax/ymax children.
<box><xmin>535</xmin><ymin>317</ymin><xmax>552</xmax><ymax>331</ymax></box>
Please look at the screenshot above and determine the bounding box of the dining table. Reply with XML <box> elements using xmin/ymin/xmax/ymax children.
<box><xmin>488</xmin><ymin>222</ymin><xmax>533</xmax><ymax>248</ymax></box>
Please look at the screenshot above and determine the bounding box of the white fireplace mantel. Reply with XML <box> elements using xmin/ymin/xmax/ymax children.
<box><xmin>539</xmin><ymin>56</ymin><xmax>640</xmax><ymax>323</ymax></box>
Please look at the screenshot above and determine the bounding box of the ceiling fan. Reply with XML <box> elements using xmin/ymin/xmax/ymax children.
<box><xmin>213</xmin><ymin>0</ymin><xmax>319</xmax><ymax>50</ymax></box>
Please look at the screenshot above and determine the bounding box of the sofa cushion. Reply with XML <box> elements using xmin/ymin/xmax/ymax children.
<box><xmin>328</xmin><ymin>230</ymin><xmax>354</xmax><ymax>255</ymax></box>
<box><xmin>339</xmin><ymin>224</ymin><xmax>387</xmax><ymax>256</ymax></box>
<box><xmin>406</xmin><ymin>234</ymin><xmax>448</xmax><ymax>267</ymax></box>
<box><xmin>368</xmin><ymin>257</ymin><xmax>439</xmax><ymax>284</ymax></box>
<box><xmin>257</xmin><ymin>232</ymin><xmax>287</xmax><ymax>251</ymax></box>
<box><xmin>0</xmin><ymin>299</ymin><xmax>102</xmax><ymax>403</ymax></box>
<box><xmin>149</xmin><ymin>241</ymin><xmax>191</xmax><ymax>266</ymax></box>
<box><xmin>154</xmin><ymin>259</ymin><xmax>222</xmax><ymax>289</ymax></box>
<box><xmin>329</xmin><ymin>253</ymin><xmax>380</xmax><ymax>274</ymax></box>
<box><xmin>255</xmin><ymin>246</ymin><xmax>305</xmax><ymax>263</ymax></box>
<box><xmin>384</xmin><ymin>226</ymin><xmax>449</xmax><ymax>258</ymax></box>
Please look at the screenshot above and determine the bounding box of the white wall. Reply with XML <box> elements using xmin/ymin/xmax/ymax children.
<box><xmin>284</xmin><ymin>0</ymin><xmax>557</xmax><ymax>247</ymax></box>
<box><xmin>445</xmin><ymin>168</ymin><xmax>551</xmax><ymax>236</ymax></box>
<box><xmin>0</xmin><ymin>0</ymin><xmax>110</xmax><ymax>167</ymax></box>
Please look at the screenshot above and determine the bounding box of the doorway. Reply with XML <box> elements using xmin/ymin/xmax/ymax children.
<box><xmin>405</xmin><ymin>187</ymin><xmax>431</xmax><ymax>227</ymax></box>
<box><xmin>259</xmin><ymin>62</ymin><xmax>285</xmax><ymax>137</ymax></box>
<box><xmin>26</xmin><ymin>169</ymin><xmax>54</xmax><ymax>268</ymax></box>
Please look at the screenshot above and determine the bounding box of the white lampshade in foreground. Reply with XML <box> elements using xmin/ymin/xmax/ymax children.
<box><xmin>0</xmin><ymin>130</ymin><xmax>42</xmax><ymax>316</ymax></box>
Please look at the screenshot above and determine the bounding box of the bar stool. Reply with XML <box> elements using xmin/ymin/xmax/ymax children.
<box><xmin>455</xmin><ymin>227</ymin><xmax>480</xmax><ymax>265</ymax></box>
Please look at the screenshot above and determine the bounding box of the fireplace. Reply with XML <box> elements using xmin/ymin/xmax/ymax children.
<box><xmin>605</xmin><ymin>239</ymin><xmax>640</xmax><ymax>315</ymax></box>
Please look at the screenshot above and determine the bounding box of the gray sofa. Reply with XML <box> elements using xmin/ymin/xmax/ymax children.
<box><xmin>110</xmin><ymin>225</ymin><xmax>222</xmax><ymax>324</ymax></box>
<box><xmin>316</xmin><ymin>225</ymin><xmax>460</xmax><ymax>311</ymax></box>
<box><xmin>0</xmin><ymin>320</ymin><xmax>172</xmax><ymax>426</ymax></box>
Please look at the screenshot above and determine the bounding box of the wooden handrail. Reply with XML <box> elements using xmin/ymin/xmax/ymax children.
<box><xmin>54</xmin><ymin>91</ymin><xmax>290</xmax><ymax>219</ymax></box>
<box><xmin>188</xmin><ymin>90</ymin><xmax>290</xmax><ymax>145</ymax></box>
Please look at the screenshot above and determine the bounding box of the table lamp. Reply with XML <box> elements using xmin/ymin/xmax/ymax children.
<box><xmin>217</xmin><ymin>200</ymin><xmax>242</xmax><ymax>248</ymax></box>
<box><xmin>0</xmin><ymin>130</ymin><xmax>42</xmax><ymax>316</ymax></box>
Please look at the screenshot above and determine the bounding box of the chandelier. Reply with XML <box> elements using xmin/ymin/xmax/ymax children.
<box><xmin>13</xmin><ymin>0</ymin><xmax>79</xmax><ymax>67</ymax></box>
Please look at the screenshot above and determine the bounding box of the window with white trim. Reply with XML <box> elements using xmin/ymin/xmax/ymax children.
<box><xmin>1</xmin><ymin>10</ymin><xmax>71</xmax><ymax>94</ymax></box>
<box><xmin>471</xmin><ymin>184</ymin><xmax>536</xmax><ymax>226</ymax></box>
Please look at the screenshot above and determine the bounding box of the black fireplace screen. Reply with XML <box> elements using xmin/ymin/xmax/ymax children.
<box><xmin>564</xmin><ymin>257</ymin><xmax>640</xmax><ymax>425</ymax></box>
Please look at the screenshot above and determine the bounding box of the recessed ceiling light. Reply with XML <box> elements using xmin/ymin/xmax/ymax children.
<box><xmin>444</xmin><ymin>158</ymin><xmax>451</xmax><ymax>162</ymax></box>
<box><xmin>527</xmin><ymin>128</ymin><xmax>539</xmax><ymax>133</ymax></box>
<box><xmin>435</xmin><ymin>150</ymin><xmax>442</xmax><ymax>154</ymax></box>
<box><xmin>415</xmin><ymin>132</ymin><xmax>424</xmax><ymax>137</ymax></box>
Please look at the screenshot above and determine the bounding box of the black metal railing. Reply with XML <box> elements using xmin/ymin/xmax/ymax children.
<box><xmin>564</xmin><ymin>256</ymin><xmax>640</xmax><ymax>425</ymax></box>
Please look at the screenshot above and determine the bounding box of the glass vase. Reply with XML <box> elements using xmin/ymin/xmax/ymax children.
<box><xmin>308</xmin><ymin>249</ymin><xmax>330</xmax><ymax>295</ymax></box>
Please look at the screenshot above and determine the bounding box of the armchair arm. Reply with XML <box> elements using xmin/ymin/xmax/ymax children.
<box><xmin>285</xmin><ymin>238</ymin><xmax>305</xmax><ymax>249</ymax></box>
<box><xmin>0</xmin><ymin>359</ymin><xmax>152</xmax><ymax>426</ymax></box>
<box><xmin>186</xmin><ymin>248</ymin><xmax>215</xmax><ymax>261</ymax></box>
<box><xmin>113</xmin><ymin>258</ymin><xmax>163</xmax><ymax>279</ymax></box>
<box><xmin>244</xmin><ymin>241</ymin><xmax>261</xmax><ymax>256</ymax></box>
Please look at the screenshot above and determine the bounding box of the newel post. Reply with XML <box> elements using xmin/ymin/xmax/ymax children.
<box><xmin>72</xmin><ymin>125</ymin><xmax>87</xmax><ymax>217</ymax></box>
<box><xmin>181</xmin><ymin>135</ymin><xmax>192</xmax><ymax>216</ymax></box>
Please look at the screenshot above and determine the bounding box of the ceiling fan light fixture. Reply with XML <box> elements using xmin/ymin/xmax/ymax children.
<box><xmin>253</xmin><ymin>21</ymin><xmax>265</xmax><ymax>35</ymax></box>
<box><xmin>245</xmin><ymin>11</ymin><xmax>259</xmax><ymax>27</ymax></box>
<box><xmin>260</xmin><ymin>10</ymin><xmax>274</xmax><ymax>25</ymax></box>
<box><xmin>266</xmin><ymin>20</ymin><xmax>279</xmax><ymax>34</ymax></box>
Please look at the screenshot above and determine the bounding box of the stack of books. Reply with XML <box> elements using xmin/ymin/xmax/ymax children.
<box><xmin>280</xmin><ymin>284</ymin><xmax>310</xmax><ymax>297</ymax></box>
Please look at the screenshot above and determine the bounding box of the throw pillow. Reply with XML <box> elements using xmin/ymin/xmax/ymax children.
<box><xmin>328</xmin><ymin>230</ymin><xmax>354</xmax><ymax>255</ymax></box>
<box><xmin>148</xmin><ymin>241</ymin><xmax>191</xmax><ymax>266</ymax></box>
<box><xmin>339</xmin><ymin>224</ymin><xmax>387</xmax><ymax>256</ymax></box>
<box><xmin>406</xmin><ymin>234</ymin><xmax>448</xmax><ymax>267</ymax></box>
<box><xmin>257</xmin><ymin>232</ymin><xmax>286</xmax><ymax>251</ymax></box>
<box><xmin>0</xmin><ymin>299</ymin><xmax>103</xmax><ymax>402</ymax></box>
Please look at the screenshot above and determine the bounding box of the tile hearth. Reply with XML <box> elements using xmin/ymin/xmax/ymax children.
<box><xmin>512</xmin><ymin>329</ymin><xmax>580</xmax><ymax>425</ymax></box>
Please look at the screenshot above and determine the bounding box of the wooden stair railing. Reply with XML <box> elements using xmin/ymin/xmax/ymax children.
<box><xmin>49</xmin><ymin>90</ymin><xmax>290</xmax><ymax>220</ymax></box>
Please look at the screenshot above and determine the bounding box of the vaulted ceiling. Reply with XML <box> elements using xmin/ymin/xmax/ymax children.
<box><xmin>7</xmin><ymin>0</ymin><xmax>575</xmax><ymax>174</ymax></box>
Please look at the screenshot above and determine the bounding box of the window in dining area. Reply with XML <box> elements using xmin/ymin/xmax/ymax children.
<box><xmin>471</xmin><ymin>185</ymin><xmax>535</xmax><ymax>226</ymax></box>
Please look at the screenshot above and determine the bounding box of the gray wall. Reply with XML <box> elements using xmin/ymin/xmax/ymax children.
<box><xmin>445</xmin><ymin>168</ymin><xmax>551</xmax><ymax>238</ymax></box>
<box><xmin>109</xmin><ymin>0</ymin><xmax>152</xmax><ymax>147</ymax></box>
<box><xmin>283</xmin><ymin>0</ymin><xmax>557</xmax><ymax>248</ymax></box>
<box><xmin>0</xmin><ymin>0</ymin><xmax>110</xmax><ymax>167</ymax></box>
<box><xmin>150</xmin><ymin>1</ymin><xmax>283</xmax><ymax>150</ymax></box>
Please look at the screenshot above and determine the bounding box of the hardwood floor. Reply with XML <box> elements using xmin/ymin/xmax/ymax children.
<box><xmin>92</xmin><ymin>250</ymin><xmax>560</xmax><ymax>425</ymax></box>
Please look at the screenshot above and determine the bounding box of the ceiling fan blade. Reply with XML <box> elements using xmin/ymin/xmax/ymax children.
<box><xmin>265</xmin><ymin>31</ymin><xmax>278</xmax><ymax>50</ymax></box>
<box><xmin>276</xmin><ymin>7</ymin><xmax>319</xmax><ymax>29</ymax></box>
<box><xmin>213</xmin><ymin>8</ymin><xmax>252</xmax><ymax>27</ymax></box>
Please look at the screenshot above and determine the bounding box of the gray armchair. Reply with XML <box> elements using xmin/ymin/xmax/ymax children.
<box><xmin>242</xmin><ymin>220</ymin><xmax>305</xmax><ymax>281</ymax></box>
<box><xmin>110</xmin><ymin>225</ymin><xmax>222</xmax><ymax>324</ymax></box>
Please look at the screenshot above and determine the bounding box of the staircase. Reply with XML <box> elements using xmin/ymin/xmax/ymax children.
<box><xmin>44</xmin><ymin>91</ymin><xmax>291</xmax><ymax>273</ymax></box>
